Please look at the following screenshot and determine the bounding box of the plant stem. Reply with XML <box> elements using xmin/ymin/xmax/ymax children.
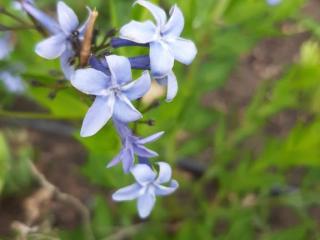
<box><xmin>0</xmin><ymin>8</ymin><xmax>27</xmax><ymax>25</ymax></box>
<box><xmin>0</xmin><ymin>110</ymin><xmax>79</xmax><ymax>120</ymax></box>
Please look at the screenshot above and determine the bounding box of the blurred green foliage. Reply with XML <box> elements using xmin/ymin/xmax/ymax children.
<box><xmin>2</xmin><ymin>0</ymin><xmax>320</xmax><ymax>239</ymax></box>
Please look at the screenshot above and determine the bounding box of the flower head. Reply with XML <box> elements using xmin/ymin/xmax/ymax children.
<box><xmin>112</xmin><ymin>162</ymin><xmax>178</xmax><ymax>218</ymax></box>
<box><xmin>21</xmin><ymin>1</ymin><xmax>91</xmax><ymax>79</ymax></box>
<box><xmin>71</xmin><ymin>55</ymin><xmax>151</xmax><ymax>137</ymax></box>
<box><xmin>120</xmin><ymin>0</ymin><xmax>197</xmax><ymax>78</ymax></box>
<box><xmin>108</xmin><ymin>120</ymin><xmax>164</xmax><ymax>172</ymax></box>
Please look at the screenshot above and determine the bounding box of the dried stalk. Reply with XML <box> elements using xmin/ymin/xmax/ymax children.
<box><xmin>27</xmin><ymin>160</ymin><xmax>95</xmax><ymax>240</ymax></box>
<box><xmin>80</xmin><ymin>10</ymin><xmax>99</xmax><ymax>66</ymax></box>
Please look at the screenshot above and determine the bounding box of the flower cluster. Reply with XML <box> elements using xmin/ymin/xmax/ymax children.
<box><xmin>22</xmin><ymin>0</ymin><xmax>197</xmax><ymax>218</ymax></box>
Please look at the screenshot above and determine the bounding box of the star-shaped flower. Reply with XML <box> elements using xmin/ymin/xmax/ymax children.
<box><xmin>21</xmin><ymin>1</ymin><xmax>91</xmax><ymax>79</ymax></box>
<box><xmin>108</xmin><ymin>120</ymin><xmax>164</xmax><ymax>173</ymax></box>
<box><xmin>112</xmin><ymin>162</ymin><xmax>178</xmax><ymax>218</ymax></box>
<box><xmin>120</xmin><ymin>0</ymin><xmax>197</xmax><ymax>78</ymax></box>
<box><xmin>71</xmin><ymin>55</ymin><xmax>151</xmax><ymax>137</ymax></box>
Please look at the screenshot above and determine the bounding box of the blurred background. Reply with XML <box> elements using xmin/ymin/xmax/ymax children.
<box><xmin>1</xmin><ymin>0</ymin><xmax>320</xmax><ymax>239</ymax></box>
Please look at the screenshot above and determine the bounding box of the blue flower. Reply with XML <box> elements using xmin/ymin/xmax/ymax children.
<box><xmin>21</xmin><ymin>1</ymin><xmax>91</xmax><ymax>79</ymax></box>
<box><xmin>266</xmin><ymin>0</ymin><xmax>282</xmax><ymax>6</ymax></box>
<box><xmin>0</xmin><ymin>32</ymin><xmax>13</xmax><ymax>60</ymax></box>
<box><xmin>71</xmin><ymin>55</ymin><xmax>151</xmax><ymax>137</ymax></box>
<box><xmin>0</xmin><ymin>72</ymin><xmax>25</xmax><ymax>94</ymax></box>
<box><xmin>119</xmin><ymin>0</ymin><xmax>197</xmax><ymax>78</ymax></box>
<box><xmin>112</xmin><ymin>162</ymin><xmax>179</xmax><ymax>218</ymax></box>
<box><xmin>108</xmin><ymin>120</ymin><xmax>164</xmax><ymax>173</ymax></box>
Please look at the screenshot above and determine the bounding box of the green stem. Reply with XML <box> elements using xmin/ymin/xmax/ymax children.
<box><xmin>0</xmin><ymin>110</ymin><xmax>79</xmax><ymax>120</ymax></box>
<box><xmin>0</xmin><ymin>8</ymin><xmax>28</xmax><ymax>25</ymax></box>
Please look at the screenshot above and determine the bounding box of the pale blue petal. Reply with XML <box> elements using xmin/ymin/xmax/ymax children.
<box><xmin>166</xmin><ymin>71</ymin><xmax>178</xmax><ymax>102</ymax></box>
<box><xmin>120</xmin><ymin>20</ymin><xmax>157</xmax><ymax>44</ymax></box>
<box><xmin>113</xmin><ymin>119</ymin><xmax>132</xmax><ymax>139</ymax></box>
<box><xmin>150</xmin><ymin>41</ymin><xmax>174</xmax><ymax>77</ymax></box>
<box><xmin>60</xmin><ymin>49</ymin><xmax>74</xmax><ymax>80</ymax></box>
<box><xmin>35</xmin><ymin>34</ymin><xmax>66</xmax><ymax>59</ymax></box>
<box><xmin>138</xmin><ymin>131</ymin><xmax>164</xmax><ymax>144</ymax></box>
<box><xmin>122</xmin><ymin>146</ymin><xmax>135</xmax><ymax>173</ymax></box>
<box><xmin>71</xmin><ymin>68</ymin><xmax>110</xmax><ymax>95</ymax></box>
<box><xmin>112</xmin><ymin>183</ymin><xmax>142</xmax><ymax>201</ymax></box>
<box><xmin>107</xmin><ymin>150</ymin><xmax>123</xmax><ymax>168</ymax></box>
<box><xmin>131</xmin><ymin>164</ymin><xmax>156</xmax><ymax>185</ymax></box>
<box><xmin>80</xmin><ymin>95</ymin><xmax>115</xmax><ymax>137</ymax></box>
<box><xmin>135</xmin><ymin>0</ymin><xmax>167</xmax><ymax>27</ymax></box>
<box><xmin>113</xmin><ymin>94</ymin><xmax>142</xmax><ymax>123</ymax></box>
<box><xmin>57</xmin><ymin>1</ymin><xmax>79</xmax><ymax>34</ymax></box>
<box><xmin>156</xmin><ymin>162</ymin><xmax>172</xmax><ymax>184</ymax></box>
<box><xmin>137</xmin><ymin>193</ymin><xmax>156</xmax><ymax>218</ymax></box>
<box><xmin>154</xmin><ymin>180</ymin><xmax>178</xmax><ymax>196</ymax></box>
<box><xmin>162</xmin><ymin>5</ymin><xmax>184</xmax><ymax>38</ymax></box>
<box><xmin>122</xmin><ymin>71</ymin><xmax>151</xmax><ymax>100</ymax></box>
<box><xmin>167</xmin><ymin>37</ymin><xmax>197</xmax><ymax>65</ymax></box>
<box><xmin>22</xmin><ymin>1</ymin><xmax>60</xmax><ymax>34</ymax></box>
<box><xmin>134</xmin><ymin>145</ymin><xmax>158</xmax><ymax>158</ymax></box>
<box><xmin>106</xmin><ymin>55</ymin><xmax>132</xmax><ymax>84</ymax></box>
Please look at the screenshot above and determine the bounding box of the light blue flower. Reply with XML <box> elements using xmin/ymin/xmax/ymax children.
<box><xmin>0</xmin><ymin>72</ymin><xmax>25</xmax><ymax>94</ymax></box>
<box><xmin>21</xmin><ymin>1</ymin><xmax>91</xmax><ymax>79</ymax></box>
<box><xmin>112</xmin><ymin>162</ymin><xmax>179</xmax><ymax>218</ymax></box>
<box><xmin>267</xmin><ymin>0</ymin><xmax>282</xmax><ymax>6</ymax></box>
<box><xmin>71</xmin><ymin>55</ymin><xmax>151</xmax><ymax>137</ymax></box>
<box><xmin>0</xmin><ymin>32</ymin><xmax>13</xmax><ymax>60</ymax></box>
<box><xmin>108</xmin><ymin>120</ymin><xmax>164</xmax><ymax>173</ymax></box>
<box><xmin>120</xmin><ymin>0</ymin><xmax>197</xmax><ymax>78</ymax></box>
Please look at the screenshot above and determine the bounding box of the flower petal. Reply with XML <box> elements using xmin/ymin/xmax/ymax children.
<box><xmin>107</xmin><ymin>149</ymin><xmax>124</xmax><ymax>168</ymax></box>
<box><xmin>166</xmin><ymin>71</ymin><xmax>178</xmax><ymax>102</ymax></box>
<box><xmin>113</xmin><ymin>94</ymin><xmax>142</xmax><ymax>123</ymax></box>
<box><xmin>156</xmin><ymin>162</ymin><xmax>172</xmax><ymax>184</ymax></box>
<box><xmin>131</xmin><ymin>164</ymin><xmax>156</xmax><ymax>185</ymax></box>
<box><xmin>135</xmin><ymin>0</ymin><xmax>167</xmax><ymax>27</ymax></box>
<box><xmin>60</xmin><ymin>49</ymin><xmax>75</xmax><ymax>80</ymax></box>
<box><xmin>162</xmin><ymin>5</ymin><xmax>184</xmax><ymax>38</ymax></box>
<box><xmin>154</xmin><ymin>180</ymin><xmax>178</xmax><ymax>196</ymax></box>
<box><xmin>150</xmin><ymin>41</ymin><xmax>174</xmax><ymax>77</ymax></box>
<box><xmin>35</xmin><ymin>34</ymin><xmax>66</xmax><ymax>59</ymax></box>
<box><xmin>57</xmin><ymin>1</ymin><xmax>79</xmax><ymax>34</ymax></box>
<box><xmin>137</xmin><ymin>193</ymin><xmax>156</xmax><ymax>218</ymax></box>
<box><xmin>22</xmin><ymin>1</ymin><xmax>60</xmax><ymax>34</ymax></box>
<box><xmin>112</xmin><ymin>183</ymin><xmax>142</xmax><ymax>201</ymax></box>
<box><xmin>122</xmin><ymin>146</ymin><xmax>135</xmax><ymax>173</ymax></box>
<box><xmin>113</xmin><ymin>119</ymin><xmax>132</xmax><ymax>139</ymax></box>
<box><xmin>167</xmin><ymin>37</ymin><xmax>197</xmax><ymax>65</ymax></box>
<box><xmin>106</xmin><ymin>55</ymin><xmax>132</xmax><ymax>84</ymax></box>
<box><xmin>138</xmin><ymin>131</ymin><xmax>164</xmax><ymax>145</ymax></box>
<box><xmin>120</xmin><ymin>20</ymin><xmax>157</xmax><ymax>44</ymax></box>
<box><xmin>71</xmin><ymin>68</ymin><xmax>110</xmax><ymax>95</ymax></box>
<box><xmin>133</xmin><ymin>145</ymin><xmax>158</xmax><ymax>158</ymax></box>
<box><xmin>80</xmin><ymin>95</ymin><xmax>115</xmax><ymax>137</ymax></box>
<box><xmin>122</xmin><ymin>71</ymin><xmax>151</xmax><ymax>100</ymax></box>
